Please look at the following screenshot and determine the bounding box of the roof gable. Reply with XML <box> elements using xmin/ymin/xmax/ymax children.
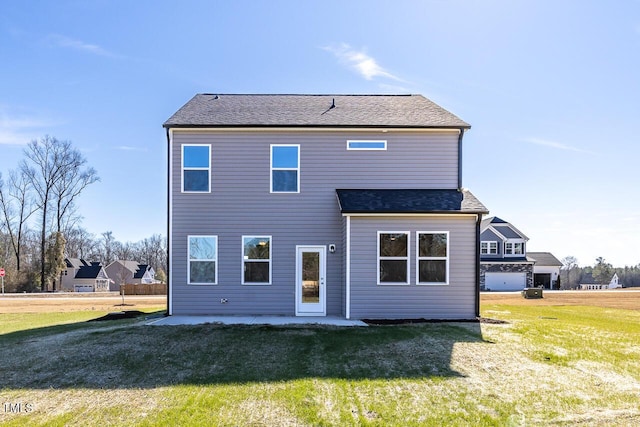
<box><xmin>163</xmin><ymin>94</ymin><xmax>470</xmax><ymax>129</ymax></box>
<box><xmin>480</xmin><ymin>217</ymin><xmax>529</xmax><ymax>241</ymax></box>
<box><xmin>75</xmin><ymin>263</ymin><xmax>106</xmax><ymax>279</ymax></box>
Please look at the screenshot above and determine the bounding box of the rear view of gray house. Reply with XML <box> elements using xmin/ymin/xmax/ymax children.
<box><xmin>164</xmin><ymin>94</ymin><xmax>488</xmax><ymax>319</ymax></box>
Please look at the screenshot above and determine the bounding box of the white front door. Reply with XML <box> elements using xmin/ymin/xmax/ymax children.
<box><xmin>295</xmin><ymin>246</ymin><xmax>326</xmax><ymax>316</ymax></box>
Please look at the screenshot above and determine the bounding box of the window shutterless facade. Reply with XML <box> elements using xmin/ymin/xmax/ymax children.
<box><xmin>481</xmin><ymin>241</ymin><xmax>498</xmax><ymax>255</ymax></box>
<box><xmin>188</xmin><ymin>236</ymin><xmax>217</xmax><ymax>284</ymax></box>
<box><xmin>182</xmin><ymin>144</ymin><xmax>211</xmax><ymax>192</ymax></box>
<box><xmin>505</xmin><ymin>241</ymin><xmax>525</xmax><ymax>256</ymax></box>
<box><xmin>417</xmin><ymin>232</ymin><xmax>449</xmax><ymax>285</ymax></box>
<box><xmin>347</xmin><ymin>140</ymin><xmax>387</xmax><ymax>150</ymax></box>
<box><xmin>270</xmin><ymin>144</ymin><xmax>299</xmax><ymax>192</ymax></box>
<box><xmin>242</xmin><ymin>236</ymin><xmax>272</xmax><ymax>284</ymax></box>
<box><xmin>377</xmin><ymin>232</ymin><xmax>409</xmax><ymax>284</ymax></box>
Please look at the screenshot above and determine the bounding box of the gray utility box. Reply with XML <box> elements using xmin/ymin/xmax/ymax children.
<box><xmin>522</xmin><ymin>288</ymin><xmax>543</xmax><ymax>299</ymax></box>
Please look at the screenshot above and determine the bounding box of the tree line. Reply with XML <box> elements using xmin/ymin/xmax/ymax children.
<box><xmin>560</xmin><ymin>256</ymin><xmax>640</xmax><ymax>289</ymax></box>
<box><xmin>0</xmin><ymin>136</ymin><xmax>167</xmax><ymax>292</ymax></box>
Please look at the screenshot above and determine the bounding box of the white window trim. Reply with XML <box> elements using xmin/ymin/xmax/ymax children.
<box><xmin>182</xmin><ymin>144</ymin><xmax>211</xmax><ymax>193</ymax></box>
<box><xmin>270</xmin><ymin>144</ymin><xmax>300</xmax><ymax>193</ymax></box>
<box><xmin>346</xmin><ymin>140</ymin><xmax>387</xmax><ymax>150</ymax></box>
<box><xmin>187</xmin><ymin>235</ymin><xmax>218</xmax><ymax>285</ymax></box>
<box><xmin>241</xmin><ymin>235</ymin><xmax>272</xmax><ymax>285</ymax></box>
<box><xmin>377</xmin><ymin>231</ymin><xmax>410</xmax><ymax>285</ymax></box>
<box><xmin>504</xmin><ymin>240</ymin><xmax>526</xmax><ymax>257</ymax></box>
<box><xmin>416</xmin><ymin>231</ymin><xmax>449</xmax><ymax>285</ymax></box>
<box><xmin>481</xmin><ymin>240</ymin><xmax>498</xmax><ymax>255</ymax></box>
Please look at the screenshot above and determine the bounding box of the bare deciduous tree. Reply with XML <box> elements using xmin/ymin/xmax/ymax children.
<box><xmin>21</xmin><ymin>136</ymin><xmax>99</xmax><ymax>291</ymax></box>
<box><xmin>0</xmin><ymin>170</ymin><xmax>36</xmax><ymax>271</ymax></box>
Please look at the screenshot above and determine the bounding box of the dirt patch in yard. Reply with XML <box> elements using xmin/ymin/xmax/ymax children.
<box><xmin>481</xmin><ymin>289</ymin><xmax>640</xmax><ymax>310</ymax></box>
<box><xmin>0</xmin><ymin>294</ymin><xmax>166</xmax><ymax>313</ymax></box>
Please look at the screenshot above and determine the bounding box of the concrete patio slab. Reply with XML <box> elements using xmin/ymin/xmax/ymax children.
<box><xmin>147</xmin><ymin>315</ymin><xmax>367</xmax><ymax>327</ymax></box>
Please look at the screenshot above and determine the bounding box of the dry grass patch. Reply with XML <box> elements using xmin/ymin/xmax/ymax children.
<box><xmin>2</xmin><ymin>301</ymin><xmax>640</xmax><ymax>425</ymax></box>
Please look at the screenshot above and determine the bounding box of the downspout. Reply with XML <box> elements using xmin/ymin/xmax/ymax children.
<box><xmin>165</xmin><ymin>127</ymin><xmax>171</xmax><ymax>316</ymax></box>
<box><xmin>457</xmin><ymin>128</ymin><xmax>465</xmax><ymax>190</ymax></box>
<box><xmin>475</xmin><ymin>213</ymin><xmax>482</xmax><ymax>318</ymax></box>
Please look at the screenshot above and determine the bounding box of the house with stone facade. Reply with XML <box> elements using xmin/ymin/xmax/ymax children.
<box><xmin>480</xmin><ymin>217</ymin><xmax>533</xmax><ymax>291</ymax></box>
<box><xmin>480</xmin><ymin>217</ymin><xmax>562</xmax><ymax>291</ymax></box>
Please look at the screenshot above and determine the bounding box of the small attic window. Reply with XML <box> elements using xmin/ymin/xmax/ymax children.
<box><xmin>347</xmin><ymin>140</ymin><xmax>387</xmax><ymax>150</ymax></box>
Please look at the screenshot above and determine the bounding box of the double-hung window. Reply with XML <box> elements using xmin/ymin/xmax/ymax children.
<box><xmin>505</xmin><ymin>242</ymin><xmax>525</xmax><ymax>256</ymax></box>
<box><xmin>271</xmin><ymin>144</ymin><xmax>299</xmax><ymax>193</ymax></box>
<box><xmin>242</xmin><ymin>236</ymin><xmax>271</xmax><ymax>284</ymax></box>
<box><xmin>417</xmin><ymin>232</ymin><xmax>449</xmax><ymax>284</ymax></box>
<box><xmin>188</xmin><ymin>236</ymin><xmax>217</xmax><ymax>284</ymax></box>
<box><xmin>378</xmin><ymin>232</ymin><xmax>409</xmax><ymax>284</ymax></box>
<box><xmin>481</xmin><ymin>241</ymin><xmax>498</xmax><ymax>255</ymax></box>
<box><xmin>182</xmin><ymin>145</ymin><xmax>211</xmax><ymax>192</ymax></box>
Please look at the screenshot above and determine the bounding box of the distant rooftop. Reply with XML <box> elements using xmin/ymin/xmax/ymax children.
<box><xmin>164</xmin><ymin>94</ymin><xmax>470</xmax><ymax>129</ymax></box>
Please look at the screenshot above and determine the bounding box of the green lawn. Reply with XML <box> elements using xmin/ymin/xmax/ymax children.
<box><xmin>1</xmin><ymin>306</ymin><xmax>639</xmax><ymax>426</ymax></box>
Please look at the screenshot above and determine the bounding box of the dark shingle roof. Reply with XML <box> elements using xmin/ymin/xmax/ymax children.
<box><xmin>75</xmin><ymin>263</ymin><xmax>104</xmax><ymax>279</ymax></box>
<box><xmin>528</xmin><ymin>252</ymin><xmax>563</xmax><ymax>267</ymax></box>
<box><xmin>336</xmin><ymin>189</ymin><xmax>488</xmax><ymax>214</ymax></box>
<box><xmin>134</xmin><ymin>264</ymin><xmax>149</xmax><ymax>279</ymax></box>
<box><xmin>163</xmin><ymin>94</ymin><xmax>470</xmax><ymax>129</ymax></box>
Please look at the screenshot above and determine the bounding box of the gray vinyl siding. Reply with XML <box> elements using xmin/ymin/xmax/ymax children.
<box><xmin>480</xmin><ymin>229</ymin><xmax>503</xmax><ymax>257</ymax></box>
<box><xmin>170</xmin><ymin>129</ymin><xmax>461</xmax><ymax>315</ymax></box>
<box><xmin>349</xmin><ymin>215</ymin><xmax>477</xmax><ymax>319</ymax></box>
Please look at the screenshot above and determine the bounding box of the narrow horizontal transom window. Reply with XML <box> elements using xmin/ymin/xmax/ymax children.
<box><xmin>271</xmin><ymin>145</ymin><xmax>299</xmax><ymax>193</ymax></box>
<box><xmin>188</xmin><ymin>236</ymin><xmax>217</xmax><ymax>284</ymax></box>
<box><xmin>378</xmin><ymin>232</ymin><xmax>409</xmax><ymax>284</ymax></box>
<box><xmin>242</xmin><ymin>236</ymin><xmax>271</xmax><ymax>284</ymax></box>
<box><xmin>417</xmin><ymin>232</ymin><xmax>448</xmax><ymax>285</ymax></box>
<box><xmin>182</xmin><ymin>145</ymin><xmax>211</xmax><ymax>192</ymax></box>
<box><xmin>347</xmin><ymin>140</ymin><xmax>387</xmax><ymax>150</ymax></box>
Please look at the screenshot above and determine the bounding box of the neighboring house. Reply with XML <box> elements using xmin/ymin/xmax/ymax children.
<box><xmin>480</xmin><ymin>217</ymin><xmax>533</xmax><ymax>291</ymax></box>
<box><xmin>579</xmin><ymin>273</ymin><xmax>622</xmax><ymax>290</ymax></box>
<box><xmin>164</xmin><ymin>94</ymin><xmax>488</xmax><ymax>319</ymax></box>
<box><xmin>105</xmin><ymin>260</ymin><xmax>157</xmax><ymax>291</ymax></box>
<box><xmin>61</xmin><ymin>258</ymin><xmax>111</xmax><ymax>292</ymax></box>
<box><xmin>528</xmin><ymin>252</ymin><xmax>563</xmax><ymax>289</ymax></box>
<box><xmin>480</xmin><ymin>218</ymin><xmax>562</xmax><ymax>291</ymax></box>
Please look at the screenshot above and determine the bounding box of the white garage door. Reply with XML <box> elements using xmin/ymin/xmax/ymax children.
<box><xmin>485</xmin><ymin>272</ymin><xmax>526</xmax><ymax>291</ymax></box>
<box><xmin>74</xmin><ymin>285</ymin><xmax>94</xmax><ymax>293</ymax></box>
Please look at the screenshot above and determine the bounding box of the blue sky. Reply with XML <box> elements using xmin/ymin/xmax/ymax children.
<box><xmin>1</xmin><ymin>0</ymin><xmax>639</xmax><ymax>267</ymax></box>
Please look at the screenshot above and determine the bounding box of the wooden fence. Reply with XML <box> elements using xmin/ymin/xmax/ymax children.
<box><xmin>121</xmin><ymin>283</ymin><xmax>167</xmax><ymax>295</ymax></box>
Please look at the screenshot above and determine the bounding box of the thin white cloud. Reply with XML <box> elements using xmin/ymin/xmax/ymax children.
<box><xmin>0</xmin><ymin>109</ymin><xmax>55</xmax><ymax>145</ymax></box>
<box><xmin>114</xmin><ymin>145</ymin><xmax>148</xmax><ymax>152</ymax></box>
<box><xmin>323</xmin><ymin>43</ymin><xmax>404</xmax><ymax>82</ymax></box>
<box><xmin>46</xmin><ymin>34</ymin><xmax>120</xmax><ymax>58</ymax></box>
<box><xmin>523</xmin><ymin>137</ymin><xmax>595</xmax><ymax>154</ymax></box>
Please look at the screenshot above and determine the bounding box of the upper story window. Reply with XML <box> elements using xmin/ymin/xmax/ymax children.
<box><xmin>182</xmin><ymin>145</ymin><xmax>211</xmax><ymax>192</ymax></box>
<box><xmin>378</xmin><ymin>232</ymin><xmax>409</xmax><ymax>284</ymax></box>
<box><xmin>347</xmin><ymin>140</ymin><xmax>387</xmax><ymax>150</ymax></box>
<box><xmin>417</xmin><ymin>232</ymin><xmax>448</xmax><ymax>285</ymax></box>
<box><xmin>188</xmin><ymin>236</ymin><xmax>217</xmax><ymax>284</ymax></box>
<box><xmin>242</xmin><ymin>236</ymin><xmax>272</xmax><ymax>284</ymax></box>
<box><xmin>481</xmin><ymin>241</ymin><xmax>498</xmax><ymax>255</ymax></box>
<box><xmin>505</xmin><ymin>242</ymin><xmax>525</xmax><ymax>256</ymax></box>
<box><xmin>271</xmin><ymin>145</ymin><xmax>299</xmax><ymax>193</ymax></box>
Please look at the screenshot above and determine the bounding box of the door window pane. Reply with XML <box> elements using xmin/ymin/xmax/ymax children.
<box><xmin>302</xmin><ymin>251</ymin><xmax>319</xmax><ymax>303</ymax></box>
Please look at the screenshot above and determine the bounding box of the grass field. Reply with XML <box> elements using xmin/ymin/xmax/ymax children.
<box><xmin>0</xmin><ymin>291</ymin><xmax>639</xmax><ymax>426</ymax></box>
